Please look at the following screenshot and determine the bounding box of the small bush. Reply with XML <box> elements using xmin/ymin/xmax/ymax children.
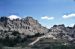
<box><xmin>12</xmin><ymin>31</ymin><xmax>20</xmax><ymax>36</ymax></box>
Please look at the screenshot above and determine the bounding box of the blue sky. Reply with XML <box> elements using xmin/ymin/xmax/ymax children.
<box><xmin>0</xmin><ymin>0</ymin><xmax>75</xmax><ymax>28</ymax></box>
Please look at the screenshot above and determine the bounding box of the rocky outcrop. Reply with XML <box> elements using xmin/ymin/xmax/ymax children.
<box><xmin>0</xmin><ymin>16</ymin><xmax>75</xmax><ymax>47</ymax></box>
<box><xmin>49</xmin><ymin>24</ymin><xmax>75</xmax><ymax>35</ymax></box>
<box><xmin>0</xmin><ymin>16</ymin><xmax>75</xmax><ymax>48</ymax></box>
<box><xmin>48</xmin><ymin>24</ymin><xmax>75</xmax><ymax>42</ymax></box>
<box><xmin>28</xmin><ymin>24</ymin><xmax>75</xmax><ymax>46</ymax></box>
<box><xmin>0</xmin><ymin>16</ymin><xmax>48</xmax><ymax>35</ymax></box>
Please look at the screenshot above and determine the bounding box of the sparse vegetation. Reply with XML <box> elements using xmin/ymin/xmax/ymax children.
<box><xmin>12</xmin><ymin>31</ymin><xmax>20</xmax><ymax>36</ymax></box>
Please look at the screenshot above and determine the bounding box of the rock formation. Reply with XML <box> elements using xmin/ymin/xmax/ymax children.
<box><xmin>28</xmin><ymin>24</ymin><xmax>75</xmax><ymax>46</ymax></box>
<box><xmin>0</xmin><ymin>16</ymin><xmax>48</xmax><ymax>35</ymax></box>
<box><xmin>0</xmin><ymin>16</ymin><xmax>75</xmax><ymax>48</ymax></box>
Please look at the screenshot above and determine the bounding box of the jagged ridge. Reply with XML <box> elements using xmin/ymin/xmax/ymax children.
<box><xmin>0</xmin><ymin>16</ymin><xmax>48</xmax><ymax>35</ymax></box>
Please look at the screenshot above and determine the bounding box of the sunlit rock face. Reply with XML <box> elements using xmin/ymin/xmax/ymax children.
<box><xmin>50</xmin><ymin>24</ymin><xmax>67</xmax><ymax>34</ymax></box>
<box><xmin>48</xmin><ymin>24</ymin><xmax>75</xmax><ymax>42</ymax></box>
<box><xmin>0</xmin><ymin>16</ymin><xmax>75</xmax><ymax>43</ymax></box>
<box><xmin>0</xmin><ymin>16</ymin><xmax>48</xmax><ymax>35</ymax></box>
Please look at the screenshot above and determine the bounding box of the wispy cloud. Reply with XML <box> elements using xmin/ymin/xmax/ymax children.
<box><xmin>41</xmin><ymin>16</ymin><xmax>54</xmax><ymax>20</ymax></box>
<box><xmin>8</xmin><ymin>15</ymin><xmax>21</xmax><ymax>20</ymax></box>
<box><xmin>62</xmin><ymin>13</ymin><xmax>75</xmax><ymax>19</ymax></box>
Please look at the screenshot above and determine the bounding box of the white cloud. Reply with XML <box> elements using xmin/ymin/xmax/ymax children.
<box><xmin>62</xmin><ymin>13</ymin><xmax>75</xmax><ymax>19</ymax></box>
<box><xmin>65</xmin><ymin>24</ymin><xmax>75</xmax><ymax>27</ymax></box>
<box><xmin>41</xmin><ymin>16</ymin><xmax>54</xmax><ymax>20</ymax></box>
<box><xmin>8</xmin><ymin>15</ymin><xmax>21</xmax><ymax>20</ymax></box>
<box><xmin>69</xmin><ymin>24</ymin><xmax>75</xmax><ymax>27</ymax></box>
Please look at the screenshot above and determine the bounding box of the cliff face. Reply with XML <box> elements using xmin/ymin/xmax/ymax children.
<box><xmin>0</xmin><ymin>16</ymin><xmax>48</xmax><ymax>35</ymax></box>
